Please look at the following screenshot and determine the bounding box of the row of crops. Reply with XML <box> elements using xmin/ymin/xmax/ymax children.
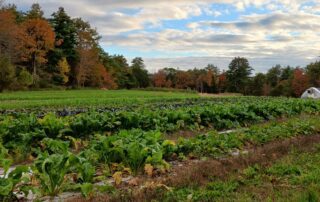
<box><xmin>0</xmin><ymin>96</ymin><xmax>313</xmax><ymax>116</ymax></box>
<box><xmin>1</xmin><ymin>115</ymin><xmax>320</xmax><ymax>200</ymax></box>
<box><xmin>0</xmin><ymin>97</ymin><xmax>238</xmax><ymax>116</ymax></box>
<box><xmin>0</xmin><ymin>97</ymin><xmax>320</xmax><ymax>200</ymax></box>
<box><xmin>1</xmin><ymin>98</ymin><xmax>319</xmax><ymax>154</ymax></box>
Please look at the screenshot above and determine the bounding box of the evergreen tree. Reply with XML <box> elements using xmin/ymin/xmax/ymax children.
<box><xmin>49</xmin><ymin>7</ymin><xmax>77</xmax><ymax>85</ymax></box>
<box><xmin>131</xmin><ymin>57</ymin><xmax>150</xmax><ymax>88</ymax></box>
<box><xmin>26</xmin><ymin>3</ymin><xmax>44</xmax><ymax>19</ymax></box>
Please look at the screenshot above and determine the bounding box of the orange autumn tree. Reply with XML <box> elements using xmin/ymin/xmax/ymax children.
<box><xmin>0</xmin><ymin>10</ymin><xmax>22</xmax><ymax>62</ymax></box>
<box><xmin>21</xmin><ymin>18</ymin><xmax>55</xmax><ymax>83</ymax></box>
<box><xmin>76</xmin><ymin>48</ymin><xmax>116</xmax><ymax>88</ymax></box>
<box><xmin>204</xmin><ymin>68</ymin><xmax>214</xmax><ymax>88</ymax></box>
<box><xmin>74</xmin><ymin>18</ymin><xmax>99</xmax><ymax>87</ymax></box>
<box><xmin>175</xmin><ymin>71</ymin><xmax>193</xmax><ymax>89</ymax></box>
<box><xmin>292</xmin><ymin>68</ymin><xmax>309</xmax><ymax>97</ymax></box>
<box><xmin>76</xmin><ymin>48</ymin><xmax>96</xmax><ymax>86</ymax></box>
<box><xmin>153</xmin><ymin>70</ymin><xmax>167</xmax><ymax>87</ymax></box>
<box><xmin>74</xmin><ymin>18</ymin><xmax>116</xmax><ymax>88</ymax></box>
<box><xmin>98</xmin><ymin>63</ymin><xmax>117</xmax><ymax>89</ymax></box>
<box><xmin>218</xmin><ymin>72</ymin><xmax>227</xmax><ymax>93</ymax></box>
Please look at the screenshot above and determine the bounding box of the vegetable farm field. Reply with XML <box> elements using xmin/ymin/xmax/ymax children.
<box><xmin>1</xmin><ymin>90</ymin><xmax>320</xmax><ymax>201</ymax></box>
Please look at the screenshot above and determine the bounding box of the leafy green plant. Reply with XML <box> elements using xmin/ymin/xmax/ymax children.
<box><xmin>72</xmin><ymin>182</ymin><xmax>114</xmax><ymax>199</ymax></box>
<box><xmin>206</xmin><ymin>180</ymin><xmax>239</xmax><ymax>193</ymax></box>
<box><xmin>86</xmin><ymin>130</ymin><xmax>169</xmax><ymax>175</ymax></box>
<box><xmin>73</xmin><ymin>157</ymin><xmax>95</xmax><ymax>183</ymax></box>
<box><xmin>125</xmin><ymin>142</ymin><xmax>149</xmax><ymax>175</ymax></box>
<box><xmin>33</xmin><ymin>152</ymin><xmax>73</xmax><ymax>196</ymax></box>
<box><xmin>38</xmin><ymin>113</ymin><xmax>66</xmax><ymax>138</ymax></box>
<box><xmin>40</xmin><ymin>138</ymin><xmax>70</xmax><ymax>154</ymax></box>
<box><xmin>267</xmin><ymin>164</ymin><xmax>301</xmax><ymax>177</ymax></box>
<box><xmin>0</xmin><ymin>144</ymin><xmax>30</xmax><ymax>201</ymax></box>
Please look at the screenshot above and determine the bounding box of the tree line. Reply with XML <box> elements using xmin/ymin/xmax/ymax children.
<box><xmin>0</xmin><ymin>3</ymin><xmax>145</xmax><ymax>91</ymax></box>
<box><xmin>153</xmin><ymin>58</ymin><xmax>320</xmax><ymax>97</ymax></box>
<box><xmin>0</xmin><ymin>3</ymin><xmax>319</xmax><ymax>97</ymax></box>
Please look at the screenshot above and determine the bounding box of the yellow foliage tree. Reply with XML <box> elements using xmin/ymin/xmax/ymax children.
<box><xmin>57</xmin><ymin>57</ymin><xmax>70</xmax><ymax>84</ymax></box>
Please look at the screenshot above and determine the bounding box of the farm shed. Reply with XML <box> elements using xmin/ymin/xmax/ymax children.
<box><xmin>301</xmin><ymin>87</ymin><xmax>320</xmax><ymax>99</ymax></box>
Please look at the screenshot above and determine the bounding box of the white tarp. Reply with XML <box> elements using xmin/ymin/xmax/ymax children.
<box><xmin>301</xmin><ymin>87</ymin><xmax>320</xmax><ymax>99</ymax></box>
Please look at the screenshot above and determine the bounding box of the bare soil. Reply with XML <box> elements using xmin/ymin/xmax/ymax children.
<box><xmin>199</xmin><ymin>93</ymin><xmax>242</xmax><ymax>97</ymax></box>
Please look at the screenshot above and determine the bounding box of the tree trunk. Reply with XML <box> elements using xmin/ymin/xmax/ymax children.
<box><xmin>32</xmin><ymin>53</ymin><xmax>37</xmax><ymax>84</ymax></box>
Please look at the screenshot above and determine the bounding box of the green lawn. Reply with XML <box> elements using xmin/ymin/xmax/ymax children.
<box><xmin>0</xmin><ymin>89</ymin><xmax>199</xmax><ymax>109</ymax></box>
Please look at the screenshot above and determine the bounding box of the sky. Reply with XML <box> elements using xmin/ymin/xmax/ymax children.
<box><xmin>7</xmin><ymin>0</ymin><xmax>320</xmax><ymax>73</ymax></box>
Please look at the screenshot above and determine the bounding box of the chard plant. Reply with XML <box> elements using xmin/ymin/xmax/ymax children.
<box><xmin>0</xmin><ymin>144</ymin><xmax>30</xmax><ymax>201</ymax></box>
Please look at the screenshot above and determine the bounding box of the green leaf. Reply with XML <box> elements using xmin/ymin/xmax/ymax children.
<box><xmin>80</xmin><ymin>183</ymin><xmax>93</xmax><ymax>198</ymax></box>
<box><xmin>0</xmin><ymin>178</ymin><xmax>13</xmax><ymax>196</ymax></box>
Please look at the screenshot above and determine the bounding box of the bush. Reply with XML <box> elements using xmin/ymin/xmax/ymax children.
<box><xmin>0</xmin><ymin>56</ymin><xmax>15</xmax><ymax>92</ymax></box>
<box><xmin>17</xmin><ymin>68</ymin><xmax>33</xmax><ymax>88</ymax></box>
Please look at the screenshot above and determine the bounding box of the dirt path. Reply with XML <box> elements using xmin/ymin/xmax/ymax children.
<box><xmin>198</xmin><ymin>93</ymin><xmax>242</xmax><ymax>97</ymax></box>
<box><xmin>69</xmin><ymin>133</ymin><xmax>320</xmax><ymax>202</ymax></box>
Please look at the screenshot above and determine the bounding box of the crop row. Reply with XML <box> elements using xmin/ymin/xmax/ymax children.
<box><xmin>0</xmin><ymin>96</ymin><xmax>311</xmax><ymax>116</ymax></box>
<box><xmin>0</xmin><ymin>97</ymin><xmax>230</xmax><ymax>116</ymax></box>
<box><xmin>0</xmin><ymin>98</ymin><xmax>319</xmax><ymax>160</ymax></box>
<box><xmin>1</xmin><ymin>115</ymin><xmax>320</xmax><ymax>201</ymax></box>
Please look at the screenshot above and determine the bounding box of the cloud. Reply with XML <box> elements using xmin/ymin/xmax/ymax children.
<box><xmin>7</xmin><ymin>0</ymin><xmax>320</xmax><ymax>72</ymax></box>
<box><xmin>207</xmin><ymin>12</ymin><xmax>320</xmax><ymax>33</ymax></box>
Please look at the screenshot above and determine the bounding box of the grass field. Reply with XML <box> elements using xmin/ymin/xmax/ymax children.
<box><xmin>0</xmin><ymin>89</ymin><xmax>199</xmax><ymax>109</ymax></box>
<box><xmin>0</xmin><ymin>90</ymin><xmax>320</xmax><ymax>201</ymax></box>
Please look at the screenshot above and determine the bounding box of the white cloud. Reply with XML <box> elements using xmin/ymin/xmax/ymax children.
<box><xmin>7</xmin><ymin>0</ymin><xmax>320</xmax><ymax>72</ymax></box>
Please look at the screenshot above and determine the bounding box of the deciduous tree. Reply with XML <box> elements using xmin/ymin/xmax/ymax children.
<box><xmin>250</xmin><ymin>73</ymin><xmax>266</xmax><ymax>96</ymax></box>
<box><xmin>0</xmin><ymin>9</ymin><xmax>21</xmax><ymax>63</ymax></box>
<box><xmin>175</xmin><ymin>71</ymin><xmax>193</xmax><ymax>89</ymax></box>
<box><xmin>306</xmin><ymin>61</ymin><xmax>320</xmax><ymax>87</ymax></box>
<box><xmin>266</xmin><ymin>65</ymin><xmax>281</xmax><ymax>87</ymax></box>
<box><xmin>153</xmin><ymin>70</ymin><xmax>167</xmax><ymax>87</ymax></box>
<box><xmin>226</xmin><ymin>57</ymin><xmax>253</xmax><ymax>94</ymax></box>
<box><xmin>218</xmin><ymin>72</ymin><xmax>227</xmax><ymax>93</ymax></box>
<box><xmin>17</xmin><ymin>68</ymin><xmax>33</xmax><ymax>88</ymax></box>
<box><xmin>57</xmin><ymin>57</ymin><xmax>70</xmax><ymax>84</ymax></box>
<box><xmin>0</xmin><ymin>56</ymin><xmax>15</xmax><ymax>92</ymax></box>
<box><xmin>21</xmin><ymin>18</ymin><xmax>55</xmax><ymax>83</ymax></box>
<box><xmin>292</xmin><ymin>68</ymin><xmax>309</xmax><ymax>97</ymax></box>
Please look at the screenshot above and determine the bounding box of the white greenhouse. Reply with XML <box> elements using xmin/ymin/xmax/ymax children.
<box><xmin>301</xmin><ymin>87</ymin><xmax>320</xmax><ymax>99</ymax></box>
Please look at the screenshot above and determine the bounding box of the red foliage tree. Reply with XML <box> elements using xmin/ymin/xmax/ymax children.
<box><xmin>176</xmin><ymin>71</ymin><xmax>193</xmax><ymax>89</ymax></box>
<box><xmin>218</xmin><ymin>72</ymin><xmax>227</xmax><ymax>93</ymax></box>
<box><xmin>292</xmin><ymin>68</ymin><xmax>309</xmax><ymax>97</ymax></box>
<box><xmin>99</xmin><ymin>64</ymin><xmax>117</xmax><ymax>89</ymax></box>
<box><xmin>153</xmin><ymin>70</ymin><xmax>167</xmax><ymax>87</ymax></box>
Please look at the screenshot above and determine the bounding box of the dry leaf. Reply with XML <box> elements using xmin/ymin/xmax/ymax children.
<box><xmin>112</xmin><ymin>171</ymin><xmax>122</xmax><ymax>185</ymax></box>
<box><xmin>128</xmin><ymin>177</ymin><xmax>139</xmax><ymax>186</ymax></box>
<box><xmin>144</xmin><ymin>164</ymin><xmax>153</xmax><ymax>177</ymax></box>
<box><xmin>123</xmin><ymin>167</ymin><xmax>131</xmax><ymax>175</ymax></box>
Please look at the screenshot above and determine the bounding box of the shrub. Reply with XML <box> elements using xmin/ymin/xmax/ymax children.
<box><xmin>0</xmin><ymin>56</ymin><xmax>15</xmax><ymax>92</ymax></box>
